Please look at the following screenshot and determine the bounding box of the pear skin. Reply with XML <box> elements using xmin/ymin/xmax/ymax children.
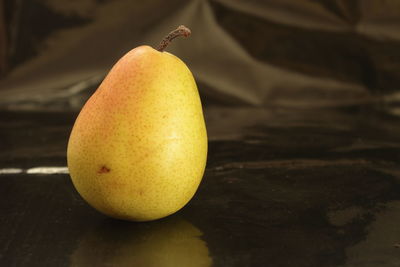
<box><xmin>67</xmin><ymin>27</ymin><xmax>207</xmax><ymax>221</ymax></box>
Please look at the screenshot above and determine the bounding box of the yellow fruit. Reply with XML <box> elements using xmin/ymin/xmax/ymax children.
<box><xmin>67</xmin><ymin>26</ymin><xmax>207</xmax><ymax>221</ymax></box>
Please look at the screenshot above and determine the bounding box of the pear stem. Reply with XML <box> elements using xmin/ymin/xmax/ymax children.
<box><xmin>157</xmin><ymin>25</ymin><xmax>191</xmax><ymax>52</ymax></box>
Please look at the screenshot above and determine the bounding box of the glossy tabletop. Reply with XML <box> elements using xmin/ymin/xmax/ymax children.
<box><xmin>1</xmin><ymin>105</ymin><xmax>400</xmax><ymax>266</ymax></box>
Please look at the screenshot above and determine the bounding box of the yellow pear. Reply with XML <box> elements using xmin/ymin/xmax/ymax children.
<box><xmin>67</xmin><ymin>26</ymin><xmax>207</xmax><ymax>221</ymax></box>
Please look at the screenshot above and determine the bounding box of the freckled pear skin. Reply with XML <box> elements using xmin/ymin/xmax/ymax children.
<box><xmin>67</xmin><ymin>27</ymin><xmax>207</xmax><ymax>221</ymax></box>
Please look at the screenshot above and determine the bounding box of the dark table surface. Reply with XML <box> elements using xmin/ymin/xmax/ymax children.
<box><xmin>1</xmin><ymin>104</ymin><xmax>400</xmax><ymax>267</ymax></box>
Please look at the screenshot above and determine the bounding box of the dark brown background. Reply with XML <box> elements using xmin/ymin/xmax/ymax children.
<box><xmin>1</xmin><ymin>0</ymin><xmax>400</xmax><ymax>111</ymax></box>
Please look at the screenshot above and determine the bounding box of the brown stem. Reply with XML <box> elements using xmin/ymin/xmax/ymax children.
<box><xmin>157</xmin><ymin>25</ymin><xmax>191</xmax><ymax>52</ymax></box>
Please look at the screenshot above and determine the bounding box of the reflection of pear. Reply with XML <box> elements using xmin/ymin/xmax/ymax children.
<box><xmin>70</xmin><ymin>217</ymin><xmax>212</xmax><ymax>267</ymax></box>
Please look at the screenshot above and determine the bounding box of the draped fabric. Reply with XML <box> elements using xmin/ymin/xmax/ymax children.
<box><xmin>0</xmin><ymin>0</ymin><xmax>399</xmax><ymax>110</ymax></box>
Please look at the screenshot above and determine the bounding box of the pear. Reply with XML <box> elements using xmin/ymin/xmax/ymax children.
<box><xmin>67</xmin><ymin>26</ymin><xmax>207</xmax><ymax>222</ymax></box>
